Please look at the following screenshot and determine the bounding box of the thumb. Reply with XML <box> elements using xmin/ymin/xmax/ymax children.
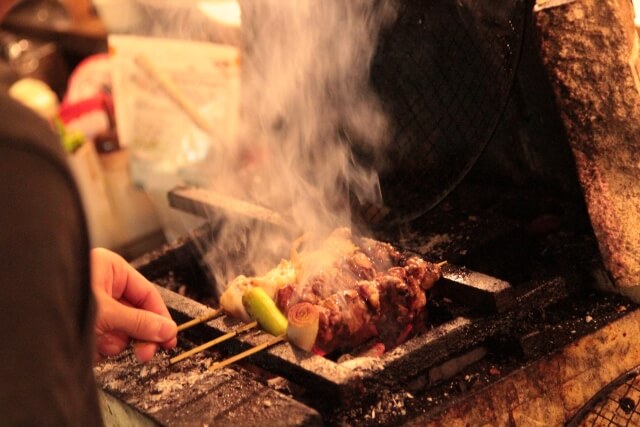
<box><xmin>102</xmin><ymin>299</ymin><xmax>177</xmax><ymax>343</ymax></box>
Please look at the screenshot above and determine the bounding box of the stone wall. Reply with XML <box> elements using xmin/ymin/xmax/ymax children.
<box><xmin>535</xmin><ymin>0</ymin><xmax>640</xmax><ymax>291</ymax></box>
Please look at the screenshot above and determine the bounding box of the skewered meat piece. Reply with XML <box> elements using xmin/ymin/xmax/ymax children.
<box><xmin>274</xmin><ymin>229</ymin><xmax>442</xmax><ymax>353</ymax></box>
<box><xmin>220</xmin><ymin>227</ymin><xmax>442</xmax><ymax>354</ymax></box>
<box><xmin>358</xmin><ymin>237</ymin><xmax>403</xmax><ymax>271</ymax></box>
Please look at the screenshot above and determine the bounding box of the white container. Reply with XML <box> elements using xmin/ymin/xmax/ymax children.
<box><xmin>67</xmin><ymin>141</ymin><xmax>122</xmax><ymax>248</ymax></box>
<box><xmin>98</xmin><ymin>148</ymin><xmax>163</xmax><ymax>246</ymax></box>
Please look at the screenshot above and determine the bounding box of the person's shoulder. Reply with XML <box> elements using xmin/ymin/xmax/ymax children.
<box><xmin>0</xmin><ymin>91</ymin><xmax>65</xmax><ymax>162</ymax></box>
<box><xmin>0</xmin><ymin>91</ymin><xmax>73</xmax><ymax>180</ymax></box>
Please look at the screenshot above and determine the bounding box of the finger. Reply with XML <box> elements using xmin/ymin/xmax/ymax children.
<box><xmin>133</xmin><ymin>342</ymin><xmax>159</xmax><ymax>363</ymax></box>
<box><xmin>119</xmin><ymin>266</ymin><xmax>171</xmax><ymax>318</ymax></box>
<box><xmin>101</xmin><ymin>297</ymin><xmax>177</xmax><ymax>343</ymax></box>
<box><xmin>111</xmin><ymin>300</ymin><xmax>177</xmax><ymax>351</ymax></box>
<box><xmin>95</xmin><ymin>331</ymin><xmax>129</xmax><ymax>358</ymax></box>
<box><xmin>93</xmin><ymin>248</ymin><xmax>172</xmax><ymax>319</ymax></box>
<box><xmin>103</xmin><ymin>298</ymin><xmax>176</xmax><ymax>351</ymax></box>
<box><xmin>91</xmin><ymin>248</ymin><xmax>116</xmax><ymax>296</ymax></box>
<box><xmin>160</xmin><ymin>336</ymin><xmax>178</xmax><ymax>350</ymax></box>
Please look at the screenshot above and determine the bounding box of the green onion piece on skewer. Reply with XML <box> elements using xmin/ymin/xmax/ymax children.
<box><xmin>242</xmin><ymin>287</ymin><xmax>288</xmax><ymax>337</ymax></box>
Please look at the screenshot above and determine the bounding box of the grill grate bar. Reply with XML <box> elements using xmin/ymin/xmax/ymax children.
<box><xmin>571</xmin><ymin>368</ymin><xmax>640</xmax><ymax>426</ymax></box>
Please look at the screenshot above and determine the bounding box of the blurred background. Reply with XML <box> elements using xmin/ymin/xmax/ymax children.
<box><xmin>0</xmin><ymin>0</ymin><xmax>242</xmax><ymax>259</ymax></box>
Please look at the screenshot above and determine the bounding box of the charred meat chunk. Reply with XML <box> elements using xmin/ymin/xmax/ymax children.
<box><xmin>273</xmin><ymin>231</ymin><xmax>443</xmax><ymax>354</ymax></box>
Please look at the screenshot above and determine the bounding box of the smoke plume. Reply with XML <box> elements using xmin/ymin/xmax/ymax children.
<box><xmin>204</xmin><ymin>0</ymin><xmax>398</xmax><ymax>292</ymax></box>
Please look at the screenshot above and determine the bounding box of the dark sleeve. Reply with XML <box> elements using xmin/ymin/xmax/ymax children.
<box><xmin>0</xmin><ymin>115</ymin><xmax>102</xmax><ymax>425</ymax></box>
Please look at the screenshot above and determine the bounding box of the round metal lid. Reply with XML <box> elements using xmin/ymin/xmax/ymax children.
<box><xmin>355</xmin><ymin>0</ymin><xmax>527</xmax><ymax>224</ymax></box>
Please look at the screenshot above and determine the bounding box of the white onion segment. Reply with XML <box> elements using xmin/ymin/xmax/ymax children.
<box><xmin>287</xmin><ymin>302</ymin><xmax>319</xmax><ymax>352</ymax></box>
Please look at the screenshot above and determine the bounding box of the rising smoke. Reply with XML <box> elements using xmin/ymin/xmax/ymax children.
<box><xmin>204</xmin><ymin>0</ymin><xmax>398</xmax><ymax>293</ymax></box>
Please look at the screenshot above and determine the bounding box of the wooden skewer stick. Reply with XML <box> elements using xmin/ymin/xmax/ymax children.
<box><xmin>134</xmin><ymin>54</ymin><xmax>215</xmax><ymax>135</ymax></box>
<box><xmin>170</xmin><ymin>321</ymin><xmax>258</xmax><ymax>364</ymax></box>
<box><xmin>209</xmin><ymin>334</ymin><xmax>286</xmax><ymax>372</ymax></box>
<box><xmin>176</xmin><ymin>309</ymin><xmax>224</xmax><ymax>332</ymax></box>
<box><xmin>436</xmin><ymin>261</ymin><xmax>448</xmax><ymax>268</ymax></box>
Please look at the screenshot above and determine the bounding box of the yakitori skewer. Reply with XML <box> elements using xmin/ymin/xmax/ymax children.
<box><xmin>205</xmin><ymin>260</ymin><xmax>448</xmax><ymax>370</ymax></box>
<box><xmin>209</xmin><ymin>335</ymin><xmax>286</xmax><ymax>372</ymax></box>
<box><xmin>170</xmin><ymin>321</ymin><xmax>258</xmax><ymax>364</ymax></box>
<box><xmin>176</xmin><ymin>309</ymin><xmax>223</xmax><ymax>332</ymax></box>
<box><xmin>173</xmin><ymin>240</ymin><xmax>448</xmax><ymax>368</ymax></box>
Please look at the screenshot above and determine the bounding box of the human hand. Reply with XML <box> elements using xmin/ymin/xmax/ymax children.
<box><xmin>90</xmin><ymin>248</ymin><xmax>178</xmax><ymax>362</ymax></box>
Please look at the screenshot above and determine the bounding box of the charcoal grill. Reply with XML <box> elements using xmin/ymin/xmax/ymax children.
<box><xmin>94</xmin><ymin>174</ymin><xmax>640</xmax><ymax>426</ymax></box>
<box><xmin>94</xmin><ymin>0</ymin><xmax>640</xmax><ymax>425</ymax></box>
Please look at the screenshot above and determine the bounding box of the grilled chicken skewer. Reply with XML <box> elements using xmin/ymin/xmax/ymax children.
<box><xmin>219</xmin><ymin>228</ymin><xmax>443</xmax><ymax>355</ymax></box>
<box><xmin>172</xmin><ymin>229</ymin><xmax>442</xmax><ymax>367</ymax></box>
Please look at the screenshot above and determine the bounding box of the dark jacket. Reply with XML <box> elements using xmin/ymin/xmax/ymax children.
<box><xmin>0</xmin><ymin>92</ymin><xmax>102</xmax><ymax>426</ymax></box>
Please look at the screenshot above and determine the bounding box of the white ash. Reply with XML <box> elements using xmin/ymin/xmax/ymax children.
<box><xmin>418</xmin><ymin>234</ymin><xmax>452</xmax><ymax>254</ymax></box>
<box><xmin>397</xmin><ymin>233</ymin><xmax>463</xmax><ymax>259</ymax></box>
<box><xmin>94</xmin><ymin>349</ymin><xmax>225</xmax><ymax>414</ymax></box>
<box><xmin>339</xmin><ymin>356</ymin><xmax>385</xmax><ymax>372</ymax></box>
<box><xmin>364</xmin><ymin>390</ymin><xmax>412</xmax><ymax>420</ymax></box>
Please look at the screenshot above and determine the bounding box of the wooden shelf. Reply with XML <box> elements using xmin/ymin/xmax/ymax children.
<box><xmin>1</xmin><ymin>2</ymin><xmax>107</xmax><ymax>56</ymax></box>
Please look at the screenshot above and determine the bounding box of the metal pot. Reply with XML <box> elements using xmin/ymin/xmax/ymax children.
<box><xmin>0</xmin><ymin>30</ymin><xmax>69</xmax><ymax>97</ymax></box>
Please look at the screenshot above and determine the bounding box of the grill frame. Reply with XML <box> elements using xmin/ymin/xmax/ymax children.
<box><xmin>134</xmin><ymin>224</ymin><xmax>578</xmax><ymax>403</ymax></box>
